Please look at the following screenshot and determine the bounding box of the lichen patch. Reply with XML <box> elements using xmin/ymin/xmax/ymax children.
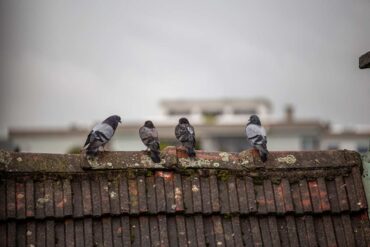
<box><xmin>219</xmin><ymin>152</ymin><xmax>230</xmax><ymax>162</ymax></box>
<box><xmin>276</xmin><ymin>155</ymin><xmax>297</xmax><ymax>164</ymax></box>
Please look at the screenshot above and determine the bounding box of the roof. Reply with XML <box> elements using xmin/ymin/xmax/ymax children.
<box><xmin>0</xmin><ymin>147</ymin><xmax>369</xmax><ymax>246</ymax></box>
<box><xmin>160</xmin><ymin>98</ymin><xmax>272</xmax><ymax>112</ymax></box>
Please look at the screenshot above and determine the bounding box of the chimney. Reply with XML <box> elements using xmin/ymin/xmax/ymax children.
<box><xmin>285</xmin><ymin>105</ymin><xmax>294</xmax><ymax>123</ymax></box>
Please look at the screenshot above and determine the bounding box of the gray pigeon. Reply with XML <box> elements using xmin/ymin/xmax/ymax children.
<box><xmin>245</xmin><ymin>115</ymin><xmax>269</xmax><ymax>162</ymax></box>
<box><xmin>175</xmin><ymin>117</ymin><xmax>196</xmax><ymax>157</ymax></box>
<box><xmin>83</xmin><ymin>115</ymin><xmax>121</xmax><ymax>157</ymax></box>
<box><xmin>139</xmin><ymin>120</ymin><xmax>161</xmax><ymax>163</ymax></box>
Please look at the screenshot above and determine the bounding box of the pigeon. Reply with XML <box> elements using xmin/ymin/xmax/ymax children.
<box><xmin>245</xmin><ymin>114</ymin><xmax>269</xmax><ymax>162</ymax></box>
<box><xmin>139</xmin><ymin>120</ymin><xmax>161</xmax><ymax>163</ymax></box>
<box><xmin>175</xmin><ymin>117</ymin><xmax>196</xmax><ymax>158</ymax></box>
<box><xmin>83</xmin><ymin>115</ymin><xmax>121</xmax><ymax>158</ymax></box>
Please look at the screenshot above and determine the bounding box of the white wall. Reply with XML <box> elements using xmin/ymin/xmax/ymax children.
<box><xmin>12</xmin><ymin>135</ymin><xmax>85</xmax><ymax>153</ymax></box>
<box><xmin>267</xmin><ymin>135</ymin><xmax>302</xmax><ymax>151</ymax></box>
<box><xmin>321</xmin><ymin>137</ymin><xmax>369</xmax><ymax>151</ymax></box>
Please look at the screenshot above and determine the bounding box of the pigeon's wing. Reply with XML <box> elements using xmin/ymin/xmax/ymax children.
<box><xmin>92</xmin><ymin>123</ymin><xmax>114</xmax><ymax>143</ymax></box>
<box><xmin>187</xmin><ymin>125</ymin><xmax>195</xmax><ymax>135</ymax></box>
<box><xmin>139</xmin><ymin>126</ymin><xmax>148</xmax><ymax>139</ymax></box>
<box><xmin>263</xmin><ymin>127</ymin><xmax>267</xmax><ymax>144</ymax></box>
<box><xmin>187</xmin><ymin>125</ymin><xmax>196</xmax><ymax>142</ymax></box>
<box><xmin>140</xmin><ymin>127</ymin><xmax>160</xmax><ymax>151</ymax></box>
<box><xmin>139</xmin><ymin>126</ymin><xmax>152</xmax><ymax>146</ymax></box>
<box><xmin>246</xmin><ymin>124</ymin><xmax>267</xmax><ymax>145</ymax></box>
<box><xmin>175</xmin><ymin>124</ymin><xmax>195</xmax><ymax>143</ymax></box>
<box><xmin>175</xmin><ymin>124</ymin><xmax>183</xmax><ymax>140</ymax></box>
<box><xmin>83</xmin><ymin>130</ymin><xmax>94</xmax><ymax>148</ymax></box>
<box><xmin>175</xmin><ymin>124</ymin><xmax>187</xmax><ymax>142</ymax></box>
<box><xmin>151</xmin><ymin>128</ymin><xmax>159</xmax><ymax>140</ymax></box>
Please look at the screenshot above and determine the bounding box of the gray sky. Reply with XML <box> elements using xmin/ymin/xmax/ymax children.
<box><xmin>1</xmin><ymin>0</ymin><xmax>369</xmax><ymax>135</ymax></box>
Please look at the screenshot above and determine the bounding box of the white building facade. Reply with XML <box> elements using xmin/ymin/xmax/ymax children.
<box><xmin>6</xmin><ymin>99</ymin><xmax>370</xmax><ymax>154</ymax></box>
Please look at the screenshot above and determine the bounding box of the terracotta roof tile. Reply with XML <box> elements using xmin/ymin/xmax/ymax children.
<box><xmin>281</xmin><ymin>179</ymin><xmax>294</xmax><ymax>213</ymax></box>
<box><xmin>210</xmin><ymin>175</ymin><xmax>221</xmax><ymax>213</ymax></box>
<box><xmin>2</xmin><ymin>175</ymin><xmax>370</xmax><ymax>215</ymax></box>
<box><xmin>191</xmin><ymin>175</ymin><xmax>202</xmax><ymax>213</ymax></box>
<box><xmin>200</xmin><ymin>176</ymin><xmax>212</xmax><ymax>214</ymax></box>
<box><xmin>273</xmin><ymin>182</ymin><xmax>285</xmax><ymax>214</ymax></box>
<box><xmin>1</xmin><ymin>147</ymin><xmax>370</xmax><ymax>246</ymax></box>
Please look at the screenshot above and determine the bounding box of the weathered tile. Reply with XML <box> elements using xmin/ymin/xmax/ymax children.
<box><xmin>176</xmin><ymin>215</ymin><xmax>187</xmax><ymax>247</ymax></box>
<box><xmin>236</xmin><ymin>177</ymin><xmax>249</xmax><ymax>214</ymax></box>
<box><xmin>146</xmin><ymin>176</ymin><xmax>157</xmax><ymax>214</ymax></box>
<box><xmin>100</xmin><ymin>176</ymin><xmax>111</xmax><ymax>215</ymax></box>
<box><xmin>308</xmin><ymin>180</ymin><xmax>322</xmax><ymax>213</ymax></box>
<box><xmin>163</xmin><ymin>172</ymin><xmax>176</xmax><ymax>213</ymax></box>
<box><xmin>200</xmin><ymin>177</ymin><xmax>212</xmax><ymax>214</ymax></box>
<box><xmin>102</xmin><ymin>217</ymin><xmax>113</xmax><ymax>247</ymax></box>
<box><xmin>182</xmin><ymin>175</ymin><xmax>194</xmax><ymax>214</ymax></box>
<box><xmin>228</xmin><ymin>176</ymin><xmax>240</xmax><ymax>214</ymax></box>
<box><xmin>139</xmin><ymin>216</ymin><xmax>150</xmax><ymax>246</ymax></box>
<box><xmin>299</xmin><ymin>180</ymin><xmax>312</xmax><ymax>213</ymax></box>
<box><xmin>72</xmin><ymin>178</ymin><xmax>83</xmax><ymax>217</ymax></box>
<box><xmin>335</xmin><ymin>177</ymin><xmax>349</xmax><ymax>212</ymax></box>
<box><xmin>317</xmin><ymin>178</ymin><xmax>330</xmax><ymax>212</ymax></box>
<box><xmin>6</xmin><ymin>180</ymin><xmax>16</xmax><ymax>219</ymax></box>
<box><xmin>245</xmin><ymin>177</ymin><xmax>257</xmax><ymax>213</ymax></box>
<box><xmin>281</xmin><ymin>179</ymin><xmax>294</xmax><ymax>213</ymax></box>
<box><xmin>155</xmin><ymin>173</ymin><xmax>166</xmax><ymax>213</ymax></box>
<box><xmin>109</xmin><ymin>178</ymin><xmax>121</xmax><ymax>215</ymax></box>
<box><xmin>137</xmin><ymin>176</ymin><xmax>147</xmax><ymax>213</ymax></box>
<box><xmin>255</xmin><ymin>184</ymin><xmax>267</xmax><ymax>214</ymax></box>
<box><xmin>209</xmin><ymin>175</ymin><xmax>220</xmax><ymax>213</ymax></box>
<box><xmin>273</xmin><ymin>183</ymin><xmax>285</xmax><ymax>214</ymax></box>
<box><xmin>15</xmin><ymin>181</ymin><xmax>26</xmax><ymax>219</ymax></box>
<box><xmin>192</xmin><ymin>176</ymin><xmax>202</xmax><ymax>213</ymax></box>
<box><xmin>53</xmin><ymin>180</ymin><xmax>64</xmax><ymax>218</ymax></box>
<box><xmin>62</xmin><ymin>179</ymin><xmax>73</xmax><ymax>216</ymax></box>
<box><xmin>158</xmin><ymin>215</ymin><xmax>169</xmax><ymax>247</ymax></box>
<box><xmin>173</xmin><ymin>174</ymin><xmax>184</xmax><ymax>212</ymax></box>
<box><xmin>119</xmin><ymin>175</ymin><xmax>130</xmax><ymax>213</ymax></box>
<box><xmin>212</xmin><ymin>215</ymin><xmax>225</xmax><ymax>247</ymax></box>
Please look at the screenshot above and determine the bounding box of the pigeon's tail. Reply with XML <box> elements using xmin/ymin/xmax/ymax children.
<box><xmin>150</xmin><ymin>150</ymin><xmax>161</xmax><ymax>163</ymax></box>
<box><xmin>187</xmin><ymin>147</ymin><xmax>196</xmax><ymax>158</ymax></box>
<box><xmin>260</xmin><ymin>152</ymin><xmax>268</xmax><ymax>162</ymax></box>
<box><xmin>256</xmin><ymin>144</ymin><xmax>269</xmax><ymax>163</ymax></box>
<box><xmin>149</xmin><ymin>142</ymin><xmax>161</xmax><ymax>163</ymax></box>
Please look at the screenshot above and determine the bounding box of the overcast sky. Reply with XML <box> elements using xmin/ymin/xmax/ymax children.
<box><xmin>1</xmin><ymin>0</ymin><xmax>369</xmax><ymax>136</ymax></box>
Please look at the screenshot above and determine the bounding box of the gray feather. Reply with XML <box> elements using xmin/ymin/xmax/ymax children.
<box><xmin>139</xmin><ymin>126</ymin><xmax>159</xmax><ymax>147</ymax></box>
<box><xmin>246</xmin><ymin>124</ymin><xmax>267</xmax><ymax>145</ymax></box>
<box><xmin>83</xmin><ymin>122</ymin><xmax>115</xmax><ymax>156</ymax></box>
<box><xmin>246</xmin><ymin>123</ymin><xmax>269</xmax><ymax>162</ymax></box>
<box><xmin>139</xmin><ymin>125</ymin><xmax>161</xmax><ymax>163</ymax></box>
<box><xmin>175</xmin><ymin>123</ymin><xmax>196</xmax><ymax>157</ymax></box>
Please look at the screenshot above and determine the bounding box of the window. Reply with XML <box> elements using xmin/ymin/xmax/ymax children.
<box><xmin>168</xmin><ymin>110</ymin><xmax>190</xmax><ymax>116</ymax></box>
<box><xmin>301</xmin><ymin>136</ymin><xmax>319</xmax><ymax>150</ymax></box>
<box><xmin>234</xmin><ymin>109</ymin><xmax>257</xmax><ymax>115</ymax></box>
<box><xmin>202</xmin><ymin>111</ymin><xmax>222</xmax><ymax>117</ymax></box>
<box><xmin>357</xmin><ymin>145</ymin><xmax>368</xmax><ymax>154</ymax></box>
<box><xmin>327</xmin><ymin>143</ymin><xmax>339</xmax><ymax>150</ymax></box>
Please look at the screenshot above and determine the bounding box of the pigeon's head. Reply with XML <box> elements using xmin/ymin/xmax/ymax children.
<box><xmin>248</xmin><ymin>115</ymin><xmax>261</xmax><ymax>126</ymax></box>
<box><xmin>144</xmin><ymin>120</ymin><xmax>155</xmax><ymax>128</ymax></box>
<box><xmin>103</xmin><ymin>115</ymin><xmax>122</xmax><ymax>129</ymax></box>
<box><xmin>179</xmin><ymin>117</ymin><xmax>190</xmax><ymax>124</ymax></box>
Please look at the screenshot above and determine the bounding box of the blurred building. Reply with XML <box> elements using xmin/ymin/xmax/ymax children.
<box><xmin>6</xmin><ymin>99</ymin><xmax>370</xmax><ymax>154</ymax></box>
